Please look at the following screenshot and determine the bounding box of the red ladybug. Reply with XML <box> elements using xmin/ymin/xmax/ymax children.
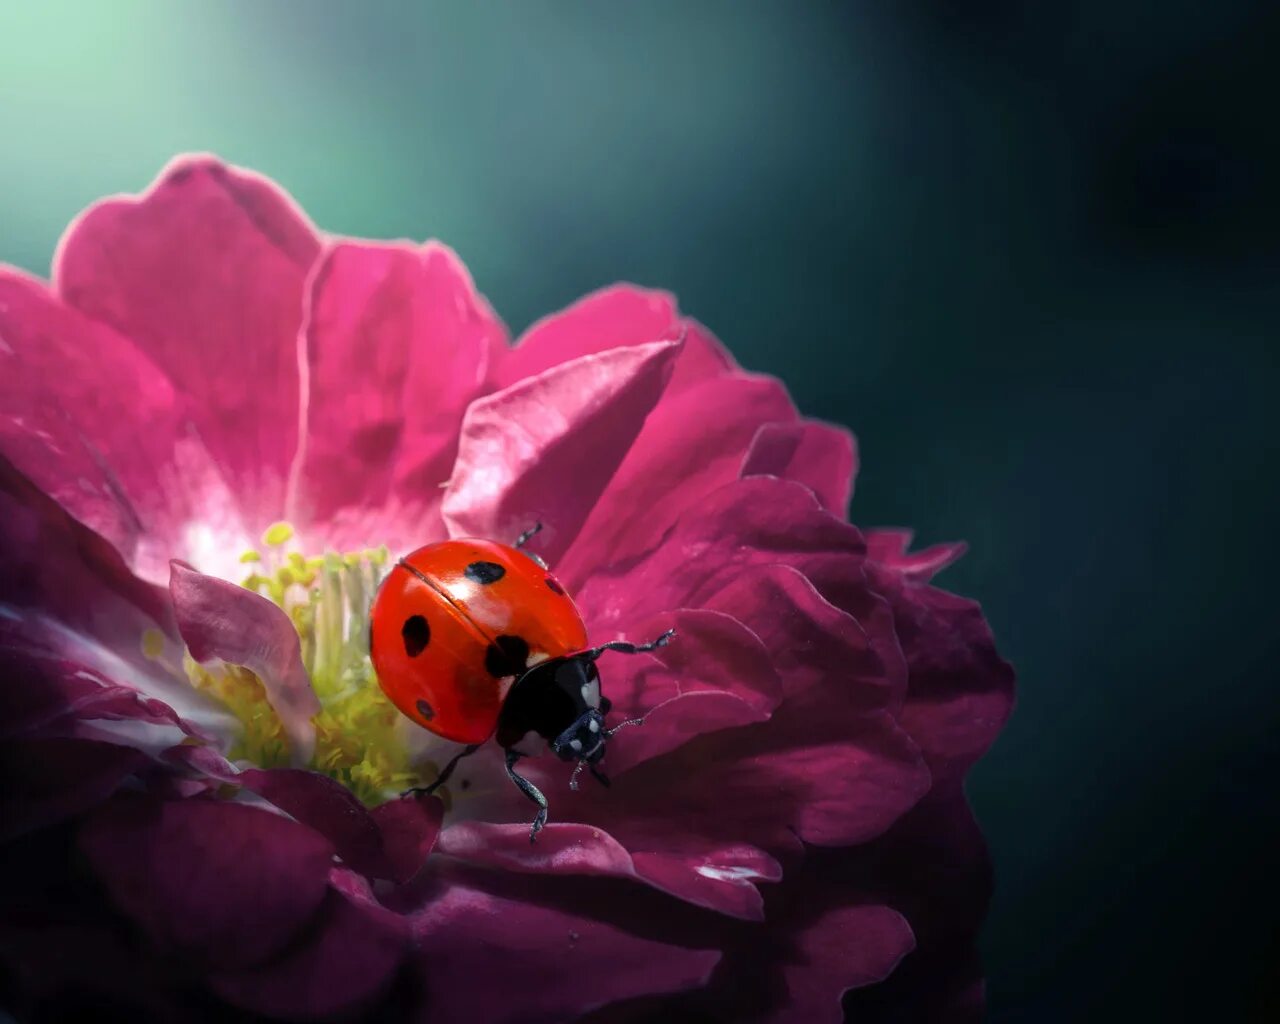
<box><xmin>369</xmin><ymin>524</ymin><xmax>673</xmax><ymax>841</ymax></box>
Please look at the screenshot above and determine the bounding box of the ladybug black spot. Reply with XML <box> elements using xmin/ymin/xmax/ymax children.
<box><xmin>465</xmin><ymin>560</ymin><xmax>506</xmax><ymax>585</ymax></box>
<box><xmin>402</xmin><ymin>615</ymin><xmax>431</xmax><ymax>657</ymax></box>
<box><xmin>416</xmin><ymin>699</ymin><xmax>435</xmax><ymax>720</ymax></box>
<box><xmin>485</xmin><ymin>634</ymin><xmax>530</xmax><ymax>678</ymax></box>
<box><xmin>545</xmin><ymin>576</ymin><xmax>565</xmax><ymax>595</ymax></box>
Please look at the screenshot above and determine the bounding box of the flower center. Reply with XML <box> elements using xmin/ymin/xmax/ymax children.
<box><xmin>182</xmin><ymin>522</ymin><xmax>434</xmax><ymax>805</ymax></box>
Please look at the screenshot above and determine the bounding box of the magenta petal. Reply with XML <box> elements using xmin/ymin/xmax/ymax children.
<box><xmin>665</xmin><ymin>318</ymin><xmax>739</xmax><ymax>393</ymax></box>
<box><xmin>290</xmin><ymin>241</ymin><xmax>506</xmax><ymax>549</ymax></box>
<box><xmin>561</xmin><ymin>373</ymin><xmax>796</xmax><ymax>584</ymax></box>
<box><xmin>579</xmin><ymin>476</ymin><xmax>866</xmax><ymax>627</ymax></box>
<box><xmin>595</xmin><ymin>608</ymin><xmax>782</xmax><ymax>774</ymax></box>
<box><xmin>443</xmin><ymin>340</ymin><xmax>682</xmax><ymax>564</ymax></box>
<box><xmin>80</xmin><ymin>794</ymin><xmax>334</xmax><ymax>970</ymax></box>
<box><xmin>704</xmin><ymin>564</ymin><xmax>900</xmax><ymax>709</ymax></box>
<box><xmin>412</xmin><ymin>880</ymin><xmax>720</xmax><ymax>1023</ymax></box>
<box><xmin>0</xmin><ymin>736</ymin><xmax>147</xmax><ymax>841</ymax></box>
<box><xmin>54</xmin><ymin>156</ymin><xmax>320</xmax><ymax>526</ymax></box>
<box><xmin>774</xmin><ymin>905</ymin><xmax>916</xmax><ymax>1024</ymax></box>
<box><xmin>494</xmin><ymin>283</ymin><xmax>678</xmax><ymax>387</ymax></box>
<box><xmin>436</xmin><ymin>822</ymin><xmax>778</xmax><ymax>921</ymax></box>
<box><xmin>867</xmin><ymin>528</ymin><xmax>969</xmax><ymax>581</ymax></box>
<box><xmin>871</xmin><ymin>567</ymin><xmax>1016</xmax><ymax>783</ymax></box>
<box><xmin>169</xmin><ymin>560</ymin><xmax>320</xmax><ymax>762</ymax></box>
<box><xmin>0</xmin><ymin>268</ymin><xmax>243</xmax><ymax>582</ymax></box>
<box><xmin>368</xmin><ymin>793</ymin><xmax>446</xmax><ymax>882</ymax></box>
<box><xmin>741</xmin><ymin>420</ymin><xmax>859</xmax><ymax>516</ymax></box>
<box><xmin>208</xmin><ymin>879</ymin><xmax>408</xmax><ymax>1020</ymax></box>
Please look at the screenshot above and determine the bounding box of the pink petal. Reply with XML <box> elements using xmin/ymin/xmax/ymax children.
<box><xmin>208</xmin><ymin>878</ymin><xmax>408</xmax><ymax>1019</ymax></box>
<box><xmin>617</xmin><ymin>708</ymin><xmax>930</xmax><ymax>852</ymax></box>
<box><xmin>80</xmin><ymin>793</ymin><xmax>335</xmax><ymax>970</ymax></box>
<box><xmin>666</xmin><ymin>318</ymin><xmax>739</xmax><ymax>394</ymax></box>
<box><xmin>559</xmin><ymin>373</ymin><xmax>796</xmax><ymax>585</ymax></box>
<box><xmin>704</xmin><ymin>564</ymin><xmax>901</xmax><ymax>710</ymax></box>
<box><xmin>0</xmin><ymin>268</ymin><xmax>245</xmax><ymax>583</ymax></box>
<box><xmin>169</xmin><ymin>560</ymin><xmax>320</xmax><ymax>763</ymax></box>
<box><xmin>741</xmin><ymin>420</ymin><xmax>859</xmax><ymax>516</ymax></box>
<box><xmin>0</xmin><ymin>736</ymin><xmax>147</xmax><ymax>841</ymax></box>
<box><xmin>494</xmin><ymin>284</ymin><xmax>678</xmax><ymax>387</ymax></box>
<box><xmin>436</xmin><ymin>821</ymin><xmax>779</xmax><ymax>921</ymax></box>
<box><xmin>411</xmin><ymin>879</ymin><xmax>720</xmax><ymax>1022</ymax></box>
<box><xmin>0</xmin><ymin>445</ymin><xmax>176</xmax><ymax>643</ymax></box>
<box><xmin>577</xmin><ymin>476</ymin><xmax>866</xmax><ymax>628</ymax></box>
<box><xmin>870</xmin><ymin>566</ymin><xmax>1016</xmax><ymax>784</ymax></box>
<box><xmin>233</xmin><ymin>767</ymin><xmax>442</xmax><ymax>884</ymax></box>
<box><xmin>53</xmin><ymin>155</ymin><xmax>321</xmax><ymax>528</ymax></box>
<box><xmin>289</xmin><ymin>240</ymin><xmax>506</xmax><ymax>550</ymax></box>
<box><xmin>443</xmin><ymin>340</ymin><xmax>682</xmax><ymax>565</ymax></box>
<box><xmin>866</xmin><ymin>528</ymin><xmax>969</xmax><ymax>581</ymax></box>
<box><xmin>593</xmin><ymin>608</ymin><xmax>782</xmax><ymax>774</ymax></box>
<box><xmin>773</xmin><ymin>905</ymin><xmax>916</xmax><ymax>1024</ymax></box>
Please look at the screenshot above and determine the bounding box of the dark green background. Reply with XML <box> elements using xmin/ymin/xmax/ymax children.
<box><xmin>2</xmin><ymin>3</ymin><xmax>1276</xmax><ymax>1019</ymax></box>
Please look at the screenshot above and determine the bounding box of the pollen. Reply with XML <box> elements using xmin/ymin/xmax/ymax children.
<box><xmin>184</xmin><ymin>532</ymin><xmax>424</xmax><ymax>805</ymax></box>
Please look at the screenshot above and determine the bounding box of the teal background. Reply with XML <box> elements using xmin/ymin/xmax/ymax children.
<box><xmin>2</xmin><ymin>3</ymin><xmax>1276</xmax><ymax>1019</ymax></box>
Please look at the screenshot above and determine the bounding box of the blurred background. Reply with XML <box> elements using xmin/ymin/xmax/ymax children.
<box><xmin>1</xmin><ymin>2</ymin><xmax>1275</xmax><ymax>1019</ymax></box>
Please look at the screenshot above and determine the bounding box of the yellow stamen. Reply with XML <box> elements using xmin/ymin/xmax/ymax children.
<box><xmin>183</xmin><ymin>539</ymin><xmax>427</xmax><ymax>805</ymax></box>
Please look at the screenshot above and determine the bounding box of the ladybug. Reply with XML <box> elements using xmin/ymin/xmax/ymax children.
<box><xmin>369</xmin><ymin>524</ymin><xmax>673</xmax><ymax>842</ymax></box>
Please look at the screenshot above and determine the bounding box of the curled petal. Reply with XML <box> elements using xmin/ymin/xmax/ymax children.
<box><xmin>290</xmin><ymin>240</ymin><xmax>506</xmax><ymax>549</ymax></box>
<box><xmin>54</xmin><ymin>155</ymin><xmax>320</xmax><ymax>528</ymax></box>
<box><xmin>169</xmin><ymin>560</ymin><xmax>321</xmax><ymax>764</ymax></box>
<box><xmin>411</xmin><ymin>879</ymin><xmax>720</xmax><ymax>1023</ymax></box>
<box><xmin>80</xmin><ymin>793</ymin><xmax>335</xmax><ymax>971</ymax></box>
<box><xmin>867</xmin><ymin>528</ymin><xmax>969</xmax><ymax>582</ymax></box>
<box><xmin>561</xmin><ymin>373</ymin><xmax>796</xmax><ymax>584</ymax></box>
<box><xmin>443</xmin><ymin>340</ymin><xmax>682</xmax><ymax>565</ymax></box>
<box><xmin>436</xmin><ymin>822</ymin><xmax>779</xmax><ymax>921</ymax></box>
<box><xmin>209</xmin><ymin>874</ymin><xmax>409</xmax><ymax>1020</ymax></box>
<box><xmin>773</xmin><ymin>905</ymin><xmax>917</xmax><ymax>1024</ymax></box>
<box><xmin>870</xmin><ymin>566</ymin><xmax>1016</xmax><ymax>783</ymax></box>
<box><xmin>741</xmin><ymin>420</ymin><xmax>859</xmax><ymax>517</ymax></box>
<box><xmin>578</xmin><ymin>476</ymin><xmax>866</xmax><ymax>627</ymax></box>
<box><xmin>494</xmin><ymin>284</ymin><xmax>679</xmax><ymax>387</ymax></box>
<box><xmin>0</xmin><ymin>736</ymin><xmax>147</xmax><ymax>842</ymax></box>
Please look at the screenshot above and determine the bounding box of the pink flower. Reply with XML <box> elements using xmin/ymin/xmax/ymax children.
<box><xmin>0</xmin><ymin>156</ymin><xmax>1014</xmax><ymax>1023</ymax></box>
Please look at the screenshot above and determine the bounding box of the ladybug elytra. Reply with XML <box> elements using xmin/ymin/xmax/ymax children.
<box><xmin>369</xmin><ymin>524</ymin><xmax>673</xmax><ymax>842</ymax></box>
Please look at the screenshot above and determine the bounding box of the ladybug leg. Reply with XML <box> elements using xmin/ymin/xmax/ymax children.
<box><xmin>583</xmin><ymin>628</ymin><xmax>676</xmax><ymax>661</ymax></box>
<box><xmin>505</xmin><ymin>749</ymin><xmax>549</xmax><ymax>843</ymax></box>
<box><xmin>405</xmin><ymin>743</ymin><xmax>481</xmax><ymax>798</ymax></box>
<box><xmin>589</xmin><ymin>765</ymin><xmax>612</xmax><ymax>789</ymax></box>
<box><xmin>514</xmin><ymin>522</ymin><xmax>543</xmax><ymax>549</ymax></box>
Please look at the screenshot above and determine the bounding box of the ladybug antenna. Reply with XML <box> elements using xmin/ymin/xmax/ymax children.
<box><xmin>568</xmin><ymin>759</ymin><xmax>588</xmax><ymax>791</ymax></box>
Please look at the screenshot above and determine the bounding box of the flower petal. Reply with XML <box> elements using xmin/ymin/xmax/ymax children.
<box><xmin>704</xmin><ymin>564</ymin><xmax>901</xmax><ymax>710</ymax></box>
<box><xmin>0</xmin><ymin>736</ymin><xmax>147</xmax><ymax>841</ymax></box>
<box><xmin>593</xmin><ymin>608</ymin><xmax>782</xmax><ymax>774</ymax></box>
<box><xmin>169</xmin><ymin>560</ymin><xmax>321</xmax><ymax>763</ymax></box>
<box><xmin>79</xmin><ymin>793</ymin><xmax>335</xmax><ymax>970</ymax></box>
<box><xmin>772</xmin><ymin>905</ymin><xmax>916</xmax><ymax>1024</ymax></box>
<box><xmin>411</xmin><ymin>878</ymin><xmax>720</xmax><ymax>1023</ymax></box>
<box><xmin>494</xmin><ymin>284</ymin><xmax>678</xmax><ymax>387</ymax></box>
<box><xmin>560</xmin><ymin>373</ymin><xmax>796</xmax><ymax>585</ymax></box>
<box><xmin>741</xmin><ymin>420</ymin><xmax>858</xmax><ymax>517</ymax></box>
<box><xmin>577</xmin><ymin>476</ymin><xmax>866</xmax><ymax>628</ymax></box>
<box><xmin>0</xmin><ymin>268</ymin><xmax>245</xmax><ymax>583</ymax></box>
<box><xmin>443</xmin><ymin>340</ymin><xmax>682</xmax><ymax>564</ymax></box>
<box><xmin>208</xmin><ymin>874</ymin><xmax>409</xmax><ymax>1020</ymax></box>
<box><xmin>866</xmin><ymin>528</ymin><xmax>969</xmax><ymax>582</ymax></box>
<box><xmin>54</xmin><ymin>155</ymin><xmax>321</xmax><ymax>527</ymax></box>
<box><xmin>290</xmin><ymin>240</ymin><xmax>506</xmax><ymax>550</ymax></box>
<box><xmin>435</xmin><ymin>822</ymin><xmax>779</xmax><ymax>921</ymax></box>
<box><xmin>869</xmin><ymin>566</ymin><xmax>1016</xmax><ymax>784</ymax></box>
